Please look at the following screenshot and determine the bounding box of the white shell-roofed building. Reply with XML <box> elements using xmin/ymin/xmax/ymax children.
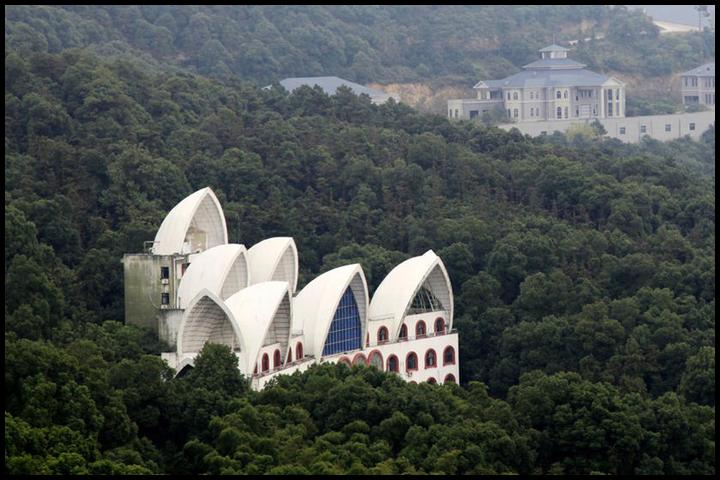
<box><xmin>125</xmin><ymin>187</ymin><xmax>459</xmax><ymax>390</ymax></box>
<box><xmin>152</xmin><ymin>187</ymin><xmax>228</xmax><ymax>255</ymax></box>
<box><xmin>247</xmin><ymin>237</ymin><xmax>299</xmax><ymax>294</ymax></box>
<box><xmin>176</xmin><ymin>244</ymin><xmax>250</xmax><ymax>308</ymax></box>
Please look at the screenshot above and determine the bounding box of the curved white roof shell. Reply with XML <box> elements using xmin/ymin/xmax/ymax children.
<box><xmin>224</xmin><ymin>281</ymin><xmax>291</xmax><ymax>374</ymax></box>
<box><xmin>247</xmin><ymin>237</ymin><xmax>299</xmax><ymax>294</ymax></box>
<box><xmin>176</xmin><ymin>289</ymin><xmax>248</xmax><ymax>370</ymax></box>
<box><xmin>292</xmin><ymin>264</ymin><xmax>368</xmax><ymax>360</ymax></box>
<box><xmin>368</xmin><ymin>250</ymin><xmax>454</xmax><ymax>340</ymax></box>
<box><xmin>152</xmin><ymin>187</ymin><xmax>228</xmax><ymax>255</ymax></box>
<box><xmin>176</xmin><ymin>244</ymin><xmax>250</xmax><ymax>308</ymax></box>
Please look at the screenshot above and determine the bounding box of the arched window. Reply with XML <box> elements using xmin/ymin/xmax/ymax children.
<box><xmin>507</xmin><ymin>92</ymin><xmax>511</xmax><ymax>100</ymax></box>
<box><xmin>287</xmin><ymin>347</ymin><xmax>293</xmax><ymax>363</ymax></box>
<box><xmin>416</xmin><ymin>321</ymin><xmax>426</xmax><ymax>338</ymax></box>
<box><xmin>296</xmin><ymin>342</ymin><xmax>303</xmax><ymax>359</ymax></box>
<box><xmin>262</xmin><ymin>353</ymin><xmax>269</xmax><ymax>372</ymax></box>
<box><xmin>564</xmin><ymin>107</ymin><xmax>568</xmax><ymax>118</ymax></box>
<box><xmin>425</xmin><ymin>349</ymin><xmax>437</xmax><ymax>368</ymax></box>
<box><xmin>435</xmin><ymin>318</ymin><xmax>445</xmax><ymax>335</ymax></box>
<box><xmin>513</xmin><ymin>108</ymin><xmax>518</xmax><ymax>118</ymax></box>
<box><xmin>444</xmin><ymin>374</ymin><xmax>456</xmax><ymax>383</ymax></box>
<box><xmin>564</xmin><ymin>90</ymin><xmax>568</xmax><ymax>99</ymax></box>
<box><xmin>387</xmin><ymin>355</ymin><xmax>399</xmax><ymax>372</ymax></box>
<box><xmin>273</xmin><ymin>349</ymin><xmax>281</xmax><ymax>368</ymax></box>
<box><xmin>556</xmin><ymin>90</ymin><xmax>561</xmax><ymax>99</ymax></box>
<box><xmin>406</xmin><ymin>352</ymin><xmax>418</xmax><ymax>371</ymax></box>
<box><xmin>513</xmin><ymin>92</ymin><xmax>518</xmax><ymax>100</ymax></box>
<box><xmin>323</xmin><ymin>287</ymin><xmax>362</xmax><ymax>356</ymax></box>
<box><xmin>352</xmin><ymin>353</ymin><xmax>366</xmax><ymax>366</ymax></box>
<box><xmin>399</xmin><ymin>324</ymin><xmax>408</xmax><ymax>340</ymax></box>
<box><xmin>368</xmin><ymin>351</ymin><xmax>383</xmax><ymax>370</ymax></box>
<box><xmin>427</xmin><ymin>377</ymin><xmax>437</xmax><ymax>385</ymax></box>
<box><xmin>556</xmin><ymin>107</ymin><xmax>562</xmax><ymax>119</ymax></box>
<box><xmin>443</xmin><ymin>346</ymin><xmax>456</xmax><ymax>366</ymax></box>
<box><xmin>377</xmin><ymin>326</ymin><xmax>389</xmax><ymax>344</ymax></box>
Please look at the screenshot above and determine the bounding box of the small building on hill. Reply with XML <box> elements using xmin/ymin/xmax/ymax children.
<box><xmin>269</xmin><ymin>76</ymin><xmax>399</xmax><ymax>104</ymax></box>
<box><xmin>681</xmin><ymin>63</ymin><xmax>715</xmax><ymax>109</ymax></box>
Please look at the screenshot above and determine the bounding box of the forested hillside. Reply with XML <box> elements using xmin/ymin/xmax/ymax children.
<box><xmin>5</xmin><ymin>5</ymin><xmax>715</xmax><ymax>86</ymax></box>
<box><xmin>4</xmin><ymin>21</ymin><xmax>716</xmax><ymax>476</ymax></box>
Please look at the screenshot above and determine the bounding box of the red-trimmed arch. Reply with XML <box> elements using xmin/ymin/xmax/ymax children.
<box><xmin>273</xmin><ymin>349</ymin><xmax>281</xmax><ymax>368</ymax></box>
<box><xmin>406</xmin><ymin>352</ymin><xmax>418</xmax><ymax>371</ymax></box>
<box><xmin>377</xmin><ymin>326</ymin><xmax>389</xmax><ymax>344</ymax></box>
<box><xmin>352</xmin><ymin>352</ymin><xmax>367</xmax><ymax>366</ymax></box>
<box><xmin>425</xmin><ymin>348</ymin><xmax>437</xmax><ymax>368</ymax></box>
<box><xmin>443</xmin><ymin>346</ymin><xmax>456</xmax><ymax>366</ymax></box>
<box><xmin>387</xmin><ymin>354</ymin><xmax>399</xmax><ymax>372</ymax></box>
<box><xmin>416</xmin><ymin>320</ymin><xmax>427</xmax><ymax>338</ymax></box>
<box><xmin>367</xmin><ymin>349</ymin><xmax>384</xmax><ymax>370</ymax></box>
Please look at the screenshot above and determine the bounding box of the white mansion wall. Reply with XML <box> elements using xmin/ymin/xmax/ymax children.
<box><xmin>498</xmin><ymin>111</ymin><xmax>715</xmax><ymax>143</ymax></box>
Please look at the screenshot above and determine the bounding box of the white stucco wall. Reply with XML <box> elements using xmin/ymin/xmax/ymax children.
<box><xmin>497</xmin><ymin>111</ymin><xmax>715</xmax><ymax>143</ymax></box>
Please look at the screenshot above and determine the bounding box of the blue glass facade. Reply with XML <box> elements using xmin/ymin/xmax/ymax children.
<box><xmin>322</xmin><ymin>287</ymin><xmax>362</xmax><ymax>356</ymax></box>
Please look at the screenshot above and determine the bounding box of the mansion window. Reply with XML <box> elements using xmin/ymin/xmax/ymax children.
<box><xmin>513</xmin><ymin>92</ymin><xmax>518</xmax><ymax>100</ymax></box>
<box><xmin>564</xmin><ymin>90</ymin><xmax>568</xmax><ymax>99</ymax></box>
<box><xmin>689</xmin><ymin>123</ymin><xmax>696</xmax><ymax>131</ymax></box>
<box><xmin>556</xmin><ymin>107</ymin><xmax>562</xmax><ymax>118</ymax></box>
<box><xmin>619</xmin><ymin>127</ymin><xmax>626</xmax><ymax>135</ymax></box>
<box><xmin>640</xmin><ymin>125</ymin><xmax>647</xmax><ymax>134</ymax></box>
<box><xmin>556</xmin><ymin>90</ymin><xmax>561</xmax><ymax>99</ymax></box>
<box><xmin>513</xmin><ymin>108</ymin><xmax>518</xmax><ymax>118</ymax></box>
<box><xmin>564</xmin><ymin>107</ymin><xmax>568</xmax><ymax>118</ymax></box>
<box><xmin>665</xmin><ymin>124</ymin><xmax>671</xmax><ymax>132</ymax></box>
<box><xmin>507</xmin><ymin>92</ymin><xmax>511</xmax><ymax>100</ymax></box>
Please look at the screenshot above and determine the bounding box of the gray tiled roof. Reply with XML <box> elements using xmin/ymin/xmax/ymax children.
<box><xmin>474</xmin><ymin>79</ymin><xmax>506</xmax><ymax>88</ymax></box>
<box><xmin>539</xmin><ymin>44</ymin><xmax>570</xmax><ymax>52</ymax></box>
<box><xmin>490</xmin><ymin>68</ymin><xmax>617</xmax><ymax>88</ymax></box>
<box><xmin>681</xmin><ymin>63</ymin><xmax>715</xmax><ymax>77</ymax></box>
<box><xmin>522</xmin><ymin>58</ymin><xmax>587</xmax><ymax>70</ymax></box>
<box><xmin>276</xmin><ymin>76</ymin><xmax>388</xmax><ymax>98</ymax></box>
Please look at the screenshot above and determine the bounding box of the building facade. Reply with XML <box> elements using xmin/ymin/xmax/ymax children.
<box><xmin>497</xmin><ymin>111</ymin><xmax>715</xmax><ymax>143</ymax></box>
<box><xmin>681</xmin><ymin>63</ymin><xmax>715</xmax><ymax>109</ymax></box>
<box><xmin>269</xmin><ymin>76</ymin><xmax>400</xmax><ymax>104</ymax></box>
<box><xmin>123</xmin><ymin>188</ymin><xmax>459</xmax><ymax>390</ymax></box>
<box><xmin>448</xmin><ymin>44</ymin><xmax>625</xmax><ymax>122</ymax></box>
